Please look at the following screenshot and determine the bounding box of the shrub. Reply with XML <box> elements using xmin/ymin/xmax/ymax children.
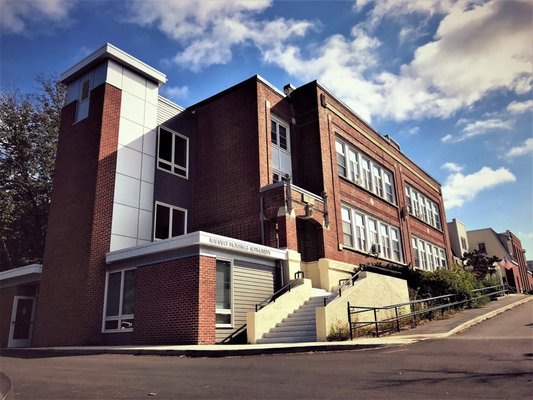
<box><xmin>327</xmin><ymin>320</ymin><xmax>351</xmax><ymax>341</ymax></box>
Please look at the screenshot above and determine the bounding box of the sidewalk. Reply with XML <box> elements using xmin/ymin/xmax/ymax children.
<box><xmin>3</xmin><ymin>294</ymin><xmax>531</xmax><ymax>359</ymax></box>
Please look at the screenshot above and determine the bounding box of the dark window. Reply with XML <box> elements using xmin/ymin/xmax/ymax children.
<box><xmin>478</xmin><ymin>242</ymin><xmax>486</xmax><ymax>253</ymax></box>
<box><xmin>158</xmin><ymin>127</ymin><xmax>188</xmax><ymax>177</ymax></box>
<box><xmin>155</xmin><ymin>202</ymin><xmax>186</xmax><ymax>240</ymax></box>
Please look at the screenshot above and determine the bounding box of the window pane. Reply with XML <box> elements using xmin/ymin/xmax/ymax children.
<box><xmin>121</xmin><ymin>270</ymin><xmax>135</xmax><ymax>315</ymax></box>
<box><xmin>106</xmin><ymin>272</ymin><xmax>121</xmax><ymax>317</ymax></box>
<box><xmin>279</xmin><ymin>125</ymin><xmax>287</xmax><ymax>149</ymax></box>
<box><xmin>336</xmin><ymin>141</ymin><xmax>346</xmax><ymax>177</ymax></box>
<box><xmin>155</xmin><ymin>204</ymin><xmax>170</xmax><ymax>239</ymax></box>
<box><xmin>159</xmin><ymin>129</ymin><xmax>172</xmax><ymax>162</ymax></box>
<box><xmin>348</xmin><ymin>149</ymin><xmax>359</xmax><ymax>181</ymax></box>
<box><xmin>341</xmin><ymin>207</ymin><xmax>353</xmax><ymax>247</ymax></box>
<box><xmin>174</xmin><ymin>166</ymin><xmax>187</xmax><ymax>176</ymax></box>
<box><xmin>355</xmin><ymin>213</ymin><xmax>366</xmax><ymax>251</ymax></box>
<box><xmin>174</xmin><ymin>135</ymin><xmax>187</xmax><ymax>168</ymax></box>
<box><xmin>171</xmin><ymin>209</ymin><xmax>185</xmax><ymax>237</ymax></box>
<box><xmin>216</xmin><ymin>314</ymin><xmax>231</xmax><ymax>325</ymax></box>
<box><xmin>271</xmin><ymin>121</ymin><xmax>277</xmax><ymax>144</ymax></box>
<box><xmin>105</xmin><ymin>320</ymin><xmax>118</xmax><ymax>330</ymax></box>
<box><xmin>216</xmin><ymin>260</ymin><xmax>231</xmax><ymax>310</ymax></box>
<box><xmin>158</xmin><ymin>161</ymin><xmax>171</xmax><ymax>171</ymax></box>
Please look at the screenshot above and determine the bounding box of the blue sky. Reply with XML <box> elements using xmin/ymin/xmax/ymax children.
<box><xmin>1</xmin><ymin>0</ymin><xmax>532</xmax><ymax>255</ymax></box>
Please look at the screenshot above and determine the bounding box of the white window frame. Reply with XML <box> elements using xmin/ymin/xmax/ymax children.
<box><xmin>405</xmin><ymin>185</ymin><xmax>442</xmax><ymax>230</ymax></box>
<box><xmin>335</xmin><ymin>138</ymin><xmax>396</xmax><ymax>204</ymax></box>
<box><xmin>412</xmin><ymin>236</ymin><xmax>447</xmax><ymax>271</ymax></box>
<box><xmin>153</xmin><ymin>201</ymin><xmax>188</xmax><ymax>240</ymax></box>
<box><xmin>271</xmin><ymin>115</ymin><xmax>292</xmax><ymax>181</ymax></box>
<box><xmin>341</xmin><ymin>204</ymin><xmax>404</xmax><ymax>263</ymax></box>
<box><xmin>215</xmin><ymin>258</ymin><xmax>233</xmax><ymax>328</ymax></box>
<box><xmin>102</xmin><ymin>268</ymin><xmax>136</xmax><ymax>333</ymax></box>
<box><xmin>157</xmin><ymin>126</ymin><xmax>189</xmax><ymax>179</ymax></box>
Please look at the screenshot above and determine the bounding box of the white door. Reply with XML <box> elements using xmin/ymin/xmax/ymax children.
<box><xmin>8</xmin><ymin>296</ymin><xmax>36</xmax><ymax>348</ymax></box>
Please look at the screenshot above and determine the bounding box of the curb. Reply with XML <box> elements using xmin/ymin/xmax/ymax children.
<box><xmin>2</xmin><ymin>343</ymin><xmax>391</xmax><ymax>359</ymax></box>
<box><xmin>0</xmin><ymin>372</ymin><xmax>12</xmax><ymax>400</ymax></box>
<box><xmin>444</xmin><ymin>294</ymin><xmax>533</xmax><ymax>337</ymax></box>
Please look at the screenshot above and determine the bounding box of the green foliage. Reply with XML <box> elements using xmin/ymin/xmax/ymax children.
<box><xmin>418</xmin><ymin>268</ymin><xmax>478</xmax><ymax>301</ymax></box>
<box><xmin>327</xmin><ymin>320</ymin><xmax>351</xmax><ymax>341</ymax></box>
<box><xmin>461</xmin><ymin>249</ymin><xmax>500</xmax><ymax>279</ymax></box>
<box><xmin>0</xmin><ymin>75</ymin><xmax>65</xmax><ymax>270</ymax></box>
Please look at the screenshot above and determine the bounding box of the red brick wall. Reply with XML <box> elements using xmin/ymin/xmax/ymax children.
<box><xmin>33</xmin><ymin>82</ymin><xmax>120</xmax><ymax>346</ymax></box>
<box><xmin>191</xmin><ymin>79</ymin><xmax>262</xmax><ymax>243</ymax></box>
<box><xmin>133</xmin><ymin>256</ymin><xmax>216</xmax><ymax>345</ymax></box>
<box><xmin>286</xmin><ymin>83</ymin><xmax>452</xmax><ymax>269</ymax></box>
<box><xmin>509</xmin><ymin>232</ymin><xmax>531</xmax><ymax>292</ymax></box>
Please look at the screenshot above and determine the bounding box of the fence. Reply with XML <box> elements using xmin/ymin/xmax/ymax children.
<box><xmin>347</xmin><ymin>284</ymin><xmax>508</xmax><ymax>339</ymax></box>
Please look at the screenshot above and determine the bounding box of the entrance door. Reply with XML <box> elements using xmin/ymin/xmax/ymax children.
<box><xmin>8</xmin><ymin>296</ymin><xmax>36</xmax><ymax>348</ymax></box>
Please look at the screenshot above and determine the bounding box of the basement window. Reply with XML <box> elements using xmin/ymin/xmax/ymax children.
<box><xmin>103</xmin><ymin>269</ymin><xmax>135</xmax><ymax>332</ymax></box>
<box><xmin>157</xmin><ymin>127</ymin><xmax>188</xmax><ymax>178</ymax></box>
<box><xmin>154</xmin><ymin>202</ymin><xmax>187</xmax><ymax>240</ymax></box>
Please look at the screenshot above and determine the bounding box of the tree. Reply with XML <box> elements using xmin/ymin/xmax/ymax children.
<box><xmin>0</xmin><ymin>75</ymin><xmax>65</xmax><ymax>270</ymax></box>
<box><xmin>461</xmin><ymin>249</ymin><xmax>500</xmax><ymax>279</ymax></box>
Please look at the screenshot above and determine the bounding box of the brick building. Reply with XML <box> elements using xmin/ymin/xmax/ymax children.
<box><xmin>0</xmin><ymin>44</ymin><xmax>452</xmax><ymax>347</ymax></box>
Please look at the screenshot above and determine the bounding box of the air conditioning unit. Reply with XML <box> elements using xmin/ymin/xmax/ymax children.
<box><xmin>400</xmin><ymin>206</ymin><xmax>409</xmax><ymax>220</ymax></box>
<box><xmin>370</xmin><ymin>243</ymin><xmax>381</xmax><ymax>256</ymax></box>
<box><xmin>355</xmin><ymin>178</ymin><xmax>363</xmax><ymax>186</ymax></box>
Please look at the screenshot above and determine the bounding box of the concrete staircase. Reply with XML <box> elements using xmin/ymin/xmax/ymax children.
<box><xmin>256</xmin><ymin>288</ymin><xmax>330</xmax><ymax>344</ymax></box>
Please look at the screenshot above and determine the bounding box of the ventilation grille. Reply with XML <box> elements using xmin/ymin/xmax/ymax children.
<box><xmin>81</xmin><ymin>79</ymin><xmax>90</xmax><ymax>101</ymax></box>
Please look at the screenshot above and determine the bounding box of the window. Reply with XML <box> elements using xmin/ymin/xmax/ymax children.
<box><xmin>341</xmin><ymin>208</ymin><xmax>353</xmax><ymax>247</ymax></box>
<box><xmin>335</xmin><ymin>138</ymin><xmax>396</xmax><ymax>204</ymax></box>
<box><xmin>158</xmin><ymin>127</ymin><xmax>188</xmax><ymax>178</ymax></box>
<box><xmin>412</xmin><ymin>236</ymin><xmax>447</xmax><ymax>271</ymax></box>
<box><xmin>154</xmin><ymin>202</ymin><xmax>187</xmax><ymax>240</ymax></box>
<box><xmin>271</xmin><ymin>116</ymin><xmax>292</xmax><ymax>181</ymax></box>
<box><xmin>405</xmin><ymin>185</ymin><xmax>442</xmax><ymax>230</ymax></box>
<box><xmin>103</xmin><ymin>269</ymin><xmax>135</xmax><ymax>332</ymax></box>
<box><xmin>460</xmin><ymin>237</ymin><xmax>468</xmax><ymax>252</ymax></box>
<box><xmin>216</xmin><ymin>260</ymin><xmax>232</xmax><ymax>327</ymax></box>
<box><xmin>478</xmin><ymin>242</ymin><xmax>486</xmax><ymax>253</ymax></box>
<box><xmin>341</xmin><ymin>204</ymin><xmax>403</xmax><ymax>263</ymax></box>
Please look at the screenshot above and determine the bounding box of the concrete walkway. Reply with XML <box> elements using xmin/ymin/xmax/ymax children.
<box><xmin>3</xmin><ymin>294</ymin><xmax>531</xmax><ymax>359</ymax></box>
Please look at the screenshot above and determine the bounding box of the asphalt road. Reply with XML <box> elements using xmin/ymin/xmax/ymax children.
<box><xmin>1</xmin><ymin>301</ymin><xmax>532</xmax><ymax>400</ymax></box>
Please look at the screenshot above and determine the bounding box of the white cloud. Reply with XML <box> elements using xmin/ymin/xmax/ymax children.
<box><xmin>399</xmin><ymin>126</ymin><xmax>420</xmax><ymax>137</ymax></box>
<box><xmin>128</xmin><ymin>0</ymin><xmax>313</xmax><ymax>72</ymax></box>
<box><xmin>507</xmin><ymin>138</ymin><xmax>533</xmax><ymax>158</ymax></box>
<box><xmin>442</xmin><ymin>166</ymin><xmax>516</xmax><ymax>209</ymax></box>
<box><xmin>442</xmin><ymin>118</ymin><xmax>513</xmax><ymax>143</ymax></box>
<box><xmin>0</xmin><ymin>0</ymin><xmax>73</xmax><ymax>33</ymax></box>
<box><xmin>161</xmin><ymin>85</ymin><xmax>189</xmax><ymax>101</ymax></box>
<box><xmin>507</xmin><ymin>100</ymin><xmax>533</xmax><ymax>114</ymax></box>
<box><xmin>441</xmin><ymin>162</ymin><xmax>463</xmax><ymax>173</ymax></box>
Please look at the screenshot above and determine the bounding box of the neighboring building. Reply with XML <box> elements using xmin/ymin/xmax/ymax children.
<box><xmin>0</xmin><ymin>44</ymin><xmax>452</xmax><ymax>348</ymax></box>
<box><xmin>466</xmin><ymin>228</ymin><xmax>532</xmax><ymax>293</ymax></box>
<box><xmin>447</xmin><ymin>218</ymin><xmax>469</xmax><ymax>264</ymax></box>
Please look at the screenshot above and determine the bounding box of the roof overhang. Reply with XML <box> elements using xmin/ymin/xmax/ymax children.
<box><xmin>60</xmin><ymin>43</ymin><xmax>167</xmax><ymax>86</ymax></box>
<box><xmin>106</xmin><ymin>231</ymin><xmax>288</xmax><ymax>266</ymax></box>
<box><xmin>0</xmin><ymin>264</ymin><xmax>42</xmax><ymax>288</ymax></box>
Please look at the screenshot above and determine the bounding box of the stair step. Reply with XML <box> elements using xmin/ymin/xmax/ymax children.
<box><xmin>263</xmin><ymin>329</ymin><xmax>315</xmax><ymax>338</ymax></box>
<box><xmin>257</xmin><ymin>335</ymin><xmax>317</xmax><ymax>344</ymax></box>
<box><xmin>269</xmin><ymin>324</ymin><xmax>316</xmax><ymax>333</ymax></box>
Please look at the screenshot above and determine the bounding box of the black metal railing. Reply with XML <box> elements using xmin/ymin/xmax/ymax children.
<box><xmin>323</xmin><ymin>270</ymin><xmax>363</xmax><ymax>306</ymax></box>
<box><xmin>220</xmin><ymin>324</ymin><xmax>247</xmax><ymax>344</ymax></box>
<box><xmin>347</xmin><ymin>284</ymin><xmax>508</xmax><ymax>339</ymax></box>
<box><xmin>255</xmin><ymin>271</ymin><xmax>305</xmax><ymax>312</ymax></box>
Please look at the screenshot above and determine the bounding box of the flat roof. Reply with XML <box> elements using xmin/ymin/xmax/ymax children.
<box><xmin>60</xmin><ymin>43</ymin><xmax>167</xmax><ymax>85</ymax></box>
<box><xmin>0</xmin><ymin>264</ymin><xmax>42</xmax><ymax>288</ymax></box>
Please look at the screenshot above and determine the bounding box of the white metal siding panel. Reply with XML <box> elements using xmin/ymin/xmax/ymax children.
<box><xmin>215</xmin><ymin>264</ymin><xmax>275</xmax><ymax>342</ymax></box>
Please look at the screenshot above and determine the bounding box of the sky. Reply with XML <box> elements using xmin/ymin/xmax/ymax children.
<box><xmin>1</xmin><ymin>0</ymin><xmax>532</xmax><ymax>256</ymax></box>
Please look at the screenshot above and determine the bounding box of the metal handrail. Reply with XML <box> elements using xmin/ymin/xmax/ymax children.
<box><xmin>220</xmin><ymin>324</ymin><xmax>247</xmax><ymax>344</ymax></box>
<box><xmin>347</xmin><ymin>284</ymin><xmax>508</xmax><ymax>339</ymax></box>
<box><xmin>255</xmin><ymin>271</ymin><xmax>304</xmax><ymax>312</ymax></box>
<box><xmin>323</xmin><ymin>270</ymin><xmax>362</xmax><ymax>306</ymax></box>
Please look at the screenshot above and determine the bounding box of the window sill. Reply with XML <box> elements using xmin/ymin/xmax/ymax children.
<box><xmin>216</xmin><ymin>324</ymin><xmax>234</xmax><ymax>329</ymax></box>
<box><xmin>338</xmin><ymin>175</ymin><xmax>398</xmax><ymax>208</ymax></box>
<box><xmin>102</xmin><ymin>329</ymin><xmax>134</xmax><ymax>334</ymax></box>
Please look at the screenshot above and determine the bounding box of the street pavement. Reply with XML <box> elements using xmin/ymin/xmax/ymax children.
<box><xmin>0</xmin><ymin>294</ymin><xmax>532</xmax><ymax>399</ymax></box>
